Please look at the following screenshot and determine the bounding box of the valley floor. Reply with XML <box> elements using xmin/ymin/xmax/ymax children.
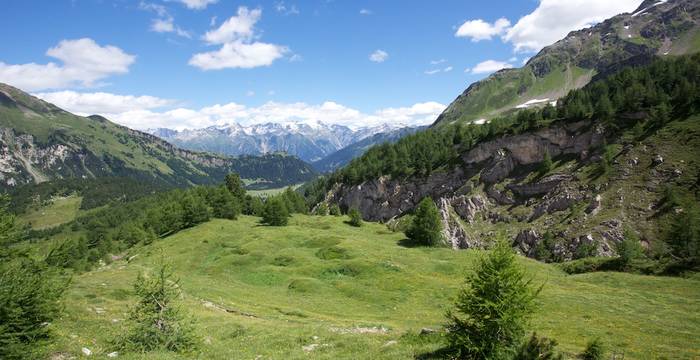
<box><xmin>46</xmin><ymin>216</ymin><xmax>700</xmax><ymax>359</ymax></box>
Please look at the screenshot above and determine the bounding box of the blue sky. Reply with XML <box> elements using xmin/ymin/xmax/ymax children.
<box><xmin>0</xmin><ymin>0</ymin><xmax>642</xmax><ymax>129</ymax></box>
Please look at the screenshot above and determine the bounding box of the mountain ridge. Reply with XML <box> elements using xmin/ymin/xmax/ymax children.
<box><xmin>433</xmin><ymin>0</ymin><xmax>700</xmax><ymax>126</ymax></box>
<box><xmin>147</xmin><ymin>121</ymin><xmax>415</xmax><ymax>163</ymax></box>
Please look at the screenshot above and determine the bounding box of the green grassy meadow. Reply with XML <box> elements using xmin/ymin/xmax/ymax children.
<box><xmin>43</xmin><ymin>215</ymin><xmax>700</xmax><ymax>359</ymax></box>
<box><xmin>19</xmin><ymin>195</ymin><xmax>82</xmax><ymax>230</ymax></box>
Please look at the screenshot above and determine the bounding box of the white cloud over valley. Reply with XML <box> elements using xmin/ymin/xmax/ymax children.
<box><xmin>35</xmin><ymin>91</ymin><xmax>445</xmax><ymax>130</ymax></box>
<box><xmin>0</xmin><ymin>38</ymin><xmax>135</xmax><ymax>91</ymax></box>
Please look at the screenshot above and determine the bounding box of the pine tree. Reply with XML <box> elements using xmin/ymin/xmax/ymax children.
<box><xmin>406</xmin><ymin>197</ymin><xmax>443</xmax><ymax>246</ymax></box>
<box><xmin>595</xmin><ymin>96</ymin><xmax>615</xmax><ymax>129</ymax></box>
<box><xmin>445</xmin><ymin>238</ymin><xmax>541</xmax><ymax>359</ymax></box>
<box><xmin>244</xmin><ymin>195</ymin><xmax>264</xmax><ymax>216</ymax></box>
<box><xmin>261</xmin><ymin>197</ymin><xmax>289</xmax><ymax>226</ymax></box>
<box><xmin>180</xmin><ymin>194</ymin><xmax>210</xmax><ymax>228</ymax></box>
<box><xmin>0</xmin><ymin>196</ymin><xmax>67</xmax><ymax>359</ymax></box>
<box><xmin>224</xmin><ymin>173</ymin><xmax>247</xmax><ymax>200</ymax></box>
<box><xmin>116</xmin><ymin>259</ymin><xmax>197</xmax><ymax>352</ymax></box>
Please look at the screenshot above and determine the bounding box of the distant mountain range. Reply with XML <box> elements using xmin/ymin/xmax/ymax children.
<box><xmin>147</xmin><ymin>122</ymin><xmax>420</xmax><ymax>172</ymax></box>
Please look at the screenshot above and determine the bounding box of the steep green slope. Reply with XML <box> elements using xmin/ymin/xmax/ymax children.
<box><xmin>434</xmin><ymin>0</ymin><xmax>700</xmax><ymax>126</ymax></box>
<box><xmin>0</xmin><ymin>83</ymin><xmax>317</xmax><ymax>189</ymax></box>
<box><xmin>42</xmin><ymin>215</ymin><xmax>699</xmax><ymax>359</ymax></box>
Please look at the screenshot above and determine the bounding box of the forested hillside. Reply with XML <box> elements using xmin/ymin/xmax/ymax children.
<box><xmin>309</xmin><ymin>54</ymin><xmax>700</xmax><ymax>275</ymax></box>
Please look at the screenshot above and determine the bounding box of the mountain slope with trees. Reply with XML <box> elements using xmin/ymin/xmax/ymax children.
<box><xmin>311</xmin><ymin>51</ymin><xmax>700</xmax><ymax>274</ymax></box>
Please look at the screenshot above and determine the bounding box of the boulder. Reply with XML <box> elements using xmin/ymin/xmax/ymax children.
<box><xmin>507</xmin><ymin>174</ymin><xmax>574</xmax><ymax>197</ymax></box>
<box><xmin>586</xmin><ymin>194</ymin><xmax>602</xmax><ymax>215</ymax></box>
<box><xmin>652</xmin><ymin>154</ymin><xmax>664</xmax><ymax>166</ymax></box>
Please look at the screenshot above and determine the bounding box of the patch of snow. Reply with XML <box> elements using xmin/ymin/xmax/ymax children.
<box><xmin>472</xmin><ymin>119</ymin><xmax>488</xmax><ymax>125</ymax></box>
<box><xmin>624</xmin><ymin>25</ymin><xmax>630</xmax><ymax>30</ymax></box>
<box><xmin>516</xmin><ymin>98</ymin><xmax>550</xmax><ymax>109</ymax></box>
<box><xmin>632</xmin><ymin>0</ymin><xmax>668</xmax><ymax>17</ymax></box>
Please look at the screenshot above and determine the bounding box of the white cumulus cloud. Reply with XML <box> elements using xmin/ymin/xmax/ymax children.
<box><xmin>470</xmin><ymin>60</ymin><xmax>513</xmax><ymax>74</ymax></box>
<box><xmin>33</xmin><ymin>91</ymin><xmax>173</xmax><ymax>114</ymax></box>
<box><xmin>202</xmin><ymin>7</ymin><xmax>261</xmax><ymax>45</ymax></box>
<box><xmin>189</xmin><ymin>41</ymin><xmax>288</xmax><ymax>70</ymax></box>
<box><xmin>173</xmin><ymin>0</ymin><xmax>218</xmax><ymax>10</ymax></box>
<box><xmin>369</xmin><ymin>50</ymin><xmax>388</xmax><ymax>63</ymax></box>
<box><xmin>455</xmin><ymin>18</ymin><xmax>511</xmax><ymax>41</ymax></box>
<box><xmin>455</xmin><ymin>1</ymin><xmax>642</xmax><ymax>53</ymax></box>
<box><xmin>0</xmin><ymin>38</ymin><xmax>135</xmax><ymax>91</ymax></box>
<box><xmin>191</xmin><ymin>7</ymin><xmax>287</xmax><ymax>70</ymax></box>
<box><xmin>504</xmin><ymin>0</ymin><xmax>643</xmax><ymax>52</ymax></box>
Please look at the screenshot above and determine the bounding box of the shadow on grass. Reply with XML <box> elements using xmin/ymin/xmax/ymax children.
<box><xmin>397</xmin><ymin>238</ymin><xmax>426</xmax><ymax>248</ymax></box>
<box><xmin>414</xmin><ymin>347</ymin><xmax>457</xmax><ymax>360</ymax></box>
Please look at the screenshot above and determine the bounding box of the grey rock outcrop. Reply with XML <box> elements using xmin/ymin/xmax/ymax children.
<box><xmin>513</xmin><ymin>229</ymin><xmax>542</xmax><ymax>256</ymax></box>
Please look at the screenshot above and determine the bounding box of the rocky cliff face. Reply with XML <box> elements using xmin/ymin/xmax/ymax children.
<box><xmin>328</xmin><ymin>120</ymin><xmax>602</xmax><ymax>220</ymax></box>
<box><xmin>324</xmin><ymin>117</ymin><xmax>690</xmax><ymax>262</ymax></box>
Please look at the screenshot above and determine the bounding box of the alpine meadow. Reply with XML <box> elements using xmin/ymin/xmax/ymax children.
<box><xmin>1</xmin><ymin>0</ymin><xmax>699</xmax><ymax>359</ymax></box>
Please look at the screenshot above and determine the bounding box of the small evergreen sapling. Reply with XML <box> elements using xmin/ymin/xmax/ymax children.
<box><xmin>116</xmin><ymin>259</ymin><xmax>197</xmax><ymax>353</ymax></box>
<box><xmin>445</xmin><ymin>238</ymin><xmax>541</xmax><ymax>359</ymax></box>
<box><xmin>261</xmin><ymin>197</ymin><xmax>289</xmax><ymax>226</ymax></box>
<box><xmin>406</xmin><ymin>197</ymin><xmax>443</xmax><ymax>247</ymax></box>
<box><xmin>348</xmin><ymin>208</ymin><xmax>363</xmax><ymax>227</ymax></box>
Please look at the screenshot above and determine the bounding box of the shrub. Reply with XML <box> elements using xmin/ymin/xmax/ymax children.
<box><xmin>313</xmin><ymin>203</ymin><xmax>329</xmax><ymax>216</ymax></box>
<box><xmin>618</xmin><ymin>229</ymin><xmax>645</xmax><ymax>268</ymax></box>
<box><xmin>445</xmin><ymin>238</ymin><xmax>541</xmax><ymax>359</ymax></box>
<box><xmin>514</xmin><ymin>333</ymin><xmax>562</xmax><ymax>360</ymax></box>
<box><xmin>261</xmin><ymin>197</ymin><xmax>289</xmax><ymax>226</ymax></box>
<box><xmin>348</xmin><ymin>208</ymin><xmax>363</xmax><ymax>227</ymax></box>
<box><xmin>580</xmin><ymin>338</ymin><xmax>605</xmax><ymax>360</ymax></box>
<box><xmin>405</xmin><ymin>197</ymin><xmax>443</xmax><ymax>246</ymax></box>
<box><xmin>574</xmin><ymin>241</ymin><xmax>598</xmax><ymax>259</ymax></box>
<box><xmin>539</xmin><ymin>151</ymin><xmax>553</xmax><ymax>176</ymax></box>
<box><xmin>115</xmin><ymin>260</ymin><xmax>197</xmax><ymax>353</ymax></box>
<box><xmin>329</xmin><ymin>204</ymin><xmax>342</xmax><ymax>216</ymax></box>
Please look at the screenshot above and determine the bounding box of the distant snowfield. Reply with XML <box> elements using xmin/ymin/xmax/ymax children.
<box><xmin>516</xmin><ymin>98</ymin><xmax>550</xmax><ymax>109</ymax></box>
<box><xmin>632</xmin><ymin>0</ymin><xmax>668</xmax><ymax>17</ymax></box>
